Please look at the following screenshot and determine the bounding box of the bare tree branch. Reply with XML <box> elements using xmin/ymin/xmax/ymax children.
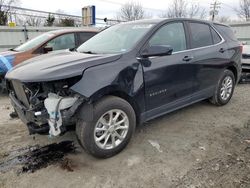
<box><xmin>168</xmin><ymin>0</ymin><xmax>187</xmax><ymax>18</ymax></box>
<box><xmin>117</xmin><ymin>1</ymin><xmax>146</xmax><ymax>21</ymax></box>
<box><xmin>235</xmin><ymin>0</ymin><xmax>250</xmax><ymax>21</ymax></box>
<box><xmin>26</xmin><ymin>15</ymin><xmax>42</xmax><ymax>26</ymax></box>
<box><xmin>160</xmin><ymin>0</ymin><xmax>206</xmax><ymax>19</ymax></box>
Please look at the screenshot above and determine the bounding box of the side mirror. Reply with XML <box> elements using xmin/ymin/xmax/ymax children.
<box><xmin>141</xmin><ymin>45</ymin><xmax>173</xmax><ymax>58</ymax></box>
<box><xmin>43</xmin><ymin>46</ymin><xmax>53</xmax><ymax>54</ymax></box>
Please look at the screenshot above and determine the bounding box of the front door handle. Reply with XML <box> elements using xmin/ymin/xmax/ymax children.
<box><xmin>183</xmin><ymin>56</ymin><xmax>194</xmax><ymax>62</ymax></box>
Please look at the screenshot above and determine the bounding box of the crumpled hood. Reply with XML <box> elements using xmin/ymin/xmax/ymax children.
<box><xmin>0</xmin><ymin>50</ymin><xmax>18</xmax><ymax>74</ymax></box>
<box><xmin>6</xmin><ymin>50</ymin><xmax>122</xmax><ymax>82</ymax></box>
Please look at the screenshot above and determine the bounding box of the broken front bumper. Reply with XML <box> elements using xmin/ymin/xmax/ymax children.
<box><xmin>9</xmin><ymin>93</ymin><xmax>49</xmax><ymax>134</ymax></box>
<box><xmin>9</xmin><ymin>92</ymin><xmax>85</xmax><ymax>135</ymax></box>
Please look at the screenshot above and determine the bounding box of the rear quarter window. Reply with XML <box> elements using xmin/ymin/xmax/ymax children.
<box><xmin>214</xmin><ymin>24</ymin><xmax>238</xmax><ymax>42</ymax></box>
<box><xmin>210</xmin><ymin>27</ymin><xmax>222</xmax><ymax>44</ymax></box>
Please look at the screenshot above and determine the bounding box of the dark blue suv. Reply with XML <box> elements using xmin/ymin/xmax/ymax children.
<box><xmin>6</xmin><ymin>18</ymin><xmax>241</xmax><ymax>158</ymax></box>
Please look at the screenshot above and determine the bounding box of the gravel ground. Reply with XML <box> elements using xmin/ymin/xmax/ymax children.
<box><xmin>0</xmin><ymin>84</ymin><xmax>250</xmax><ymax>188</ymax></box>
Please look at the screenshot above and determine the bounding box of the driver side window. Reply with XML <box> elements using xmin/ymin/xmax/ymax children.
<box><xmin>46</xmin><ymin>33</ymin><xmax>75</xmax><ymax>51</ymax></box>
<box><xmin>149</xmin><ymin>22</ymin><xmax>187</xmax><ymax>53</ymax></box>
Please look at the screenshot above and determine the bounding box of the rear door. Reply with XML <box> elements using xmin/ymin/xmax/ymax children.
<box><xmin>187</xmin><ymin>21</ymin><xmax>230</xmax><ymax>94</ymax></box>
<box><xmin>142</xmin><ymin>21</ymin><xmax>195</xmax><ymax>113</ymax></box>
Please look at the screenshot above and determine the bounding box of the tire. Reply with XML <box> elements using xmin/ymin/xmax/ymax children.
<box><xmin>210</xmin><ymin>69</ymin><xmax>235</xmax><ymax>106</ymax></box>
<box><xmin>76</xmin><ymin>96</ymin><xmax>136</xmax><ymax>158</ymax></box>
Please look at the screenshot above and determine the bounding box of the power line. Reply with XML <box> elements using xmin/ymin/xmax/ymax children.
<box><xmin>2</xmin><ymin>5</ymin><xmax>116</xmax><ymax>22</ymax></box>
<box><xmin>220</xmin><ymin>2</ymin><xmax>236</xmax><ymax>11</ymax></box>
<box><xmin>94</xmin><ymin>0</ymin><xmax>164</xmax><ymax>12</ymax></box>
<box><xmin>2</xmin><ymin>5</ymin><xmax>82</xmax><ymax>18</ymax></box>
<box><xmin>210</xmin><ymin>0</ymin><xmax>221</xmax><ymax>21</ymax></box>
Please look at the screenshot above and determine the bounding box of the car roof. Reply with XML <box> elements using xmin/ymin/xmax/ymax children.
<box><xmin>121</xmin><ymin>18</ymin><xmax>229</xmax><ymax>27</ymax></box>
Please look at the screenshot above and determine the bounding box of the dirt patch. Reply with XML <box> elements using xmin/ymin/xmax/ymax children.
<box><xmin>0</xmin><ymin>85</ymin><xmax>250</xmax><ymax>188</ymax></box>
<box><xmin>172</xmin><ymin>121</ymin><xmax>250</xmax><ymax>188</ymax></box>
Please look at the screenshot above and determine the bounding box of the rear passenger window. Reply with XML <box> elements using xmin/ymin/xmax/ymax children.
<box><xmin>149</xmin><ymin>22</ymin><xmax>186</xmax><ymax>52</ymax></box>
<box><xmin>46</xmin><ymin>33</ymin><xmax>75</xmax><ymax>51</ymax></box>
<box><xmin>211</xmin><ymin>28</ymin><xmax>222</xmax><ymax>44</ymax></box>
<box><xmin>189</xmin><ymin>22</ymin><xmax>213</xmax><ymax>48</ymax></box>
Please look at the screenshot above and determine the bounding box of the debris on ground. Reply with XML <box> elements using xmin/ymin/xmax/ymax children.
<box><xmin>244</xmin><ymin>139</ymin><xmax>250</xmax><ymax>144</ymax></box>
<box><xmin>60</xmin><ymin>157</ymin><xmax>76</xmax><ymax>172</ymax></box>
<box><xmin>148</xmin><ymin>140</ymin><xmax>163</xmax><ymax>153</ymax></box>
<box><xmin>199</xmin><ymin>146</ymin><xmax>206</xmax><ymax>151</ymax></box>
<box><xmin>9</xmin><ymin>111</ymin><xmax>18</xmax><ymax>119</ymax></box>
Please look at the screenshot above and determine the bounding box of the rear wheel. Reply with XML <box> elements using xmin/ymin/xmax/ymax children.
<box><xmin>210</xmin><ymin>69</ymin><xmax>235</xmax><ymax>106</ymax></box>
<box><xmin>76</xmin><ymin>96</ymin><xmax>136</xmax><ymax>158</ymax></box>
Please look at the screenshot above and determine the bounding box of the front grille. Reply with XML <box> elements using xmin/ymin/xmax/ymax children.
<box><xmin>11</xmin><ymin>80</ymin><xmax>30</xmax><ymax>108</ymax></box>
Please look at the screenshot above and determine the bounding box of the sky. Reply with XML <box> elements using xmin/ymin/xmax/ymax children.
<box><xmin>19</xmin><ymin>0</ymin><xmax>240</xmax><ymax>20</ymax></box>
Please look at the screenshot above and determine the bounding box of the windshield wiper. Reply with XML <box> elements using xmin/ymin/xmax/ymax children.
<box><xmin>9</xmin><ymin>48</ymin><xmax>18</xmax><ymax>52</ymax></box>
<box><xmin>81</xmin><ymin>51</ymin><xmax>97</xmax><ymax>54</ymax></box>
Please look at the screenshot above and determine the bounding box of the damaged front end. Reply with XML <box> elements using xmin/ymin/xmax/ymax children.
<box><xmin>7</xmin><ymin>76</ymin><xmax>85</xmax><ymax>136</ymax></box>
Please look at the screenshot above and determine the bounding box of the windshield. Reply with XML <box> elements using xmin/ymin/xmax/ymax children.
<box><xmin>14</xmin><ymin>33</ymin><xmax>54</xmax><ymax>52</ymax></box>
<box><xmin>77</xmin><ymin>23</ymin><xmax>155</xmax><ymax>54</ymax></box>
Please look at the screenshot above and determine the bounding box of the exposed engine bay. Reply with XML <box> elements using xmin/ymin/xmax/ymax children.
<box><xmin>6</xmin><ymin>77</ymin><xmax>85</xmax><ymax>136</ymax></box>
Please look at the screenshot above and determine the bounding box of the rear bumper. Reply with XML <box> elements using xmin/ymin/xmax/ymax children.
<box><xmin>240</xmin><ymin>61</ymin><xmax>250</xmax><ymax>82</ymax></box>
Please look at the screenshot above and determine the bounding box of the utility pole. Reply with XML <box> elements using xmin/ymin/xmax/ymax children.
<box><xmin>210</xmin><ymin>0</ymin><xmax>221</xmax><ymax>21</ymax></box>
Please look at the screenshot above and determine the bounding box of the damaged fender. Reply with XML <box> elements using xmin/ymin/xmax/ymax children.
<box><xmin>70</xmin><ymin>60</ymin><xmax>146</xmax><ymax>117</ymax></box>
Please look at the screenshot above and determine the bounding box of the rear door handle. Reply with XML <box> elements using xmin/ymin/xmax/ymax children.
<box><xmin>183</xmin><ymin>56</ymin><xmax>194</xmax><ymax>62</ymax></box>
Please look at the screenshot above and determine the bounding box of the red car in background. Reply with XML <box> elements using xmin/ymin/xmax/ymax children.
<box><xmin>0</xmin><ymin>28</ymin><xmax>99</xmax><ymax>92</ymax></box>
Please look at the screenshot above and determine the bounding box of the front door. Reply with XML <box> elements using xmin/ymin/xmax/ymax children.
<box><xmin>142</xmin><ymin>22</ymin><xmax>195</xmax><ymax>115</ymax></box>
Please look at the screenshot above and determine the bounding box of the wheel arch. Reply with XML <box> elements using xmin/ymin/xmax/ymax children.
<box><xmin>226</xmin><ymin>64</ymin><xmax>238</xmax><ymax>82</ymax></box>
<box><xmin>88</xmin><ymin>86</ymin><xmax>142</xmax><ymax>126</ymax></box>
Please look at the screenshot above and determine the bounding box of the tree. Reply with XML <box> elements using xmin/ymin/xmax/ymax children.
<box><xmin>188</xmin><ymin>4</ymin><xmax>206</xmax><ymax>19</ymax></box>
<box><xmin>117</xmin><ymin>1</ymin><xmax>145</xmax><ymax>21</ymax></box>
<box><xmin>26</xmin><ymin>15</ymin><xmax>42</xmax><ymax>26</ymax></box>
<box><xmin>59</xmin><ymin>17</ymin><xmax>75</xmax><ymax>26</ymax></box>
<box><xmin>235</xmin><ymin>0</ymin><xmax>250</xmax><ymax>21</ymax></box>
<box><xmin>0</xmin><ymin>0</ymin><xmax>18</xmax><ymax>25</ymax></box>
<box><xmin>54</xmin><ymin>9</ymin><xmax>75</xmax><ymax>27</ymax></box>
<box><xmin>167</xmin><ymin>0</ymin><xmax>187</xmax><ymax>18</ymax></box>
<box><xmin>45</xmin><ymin>13</ymin><xmax>55</xmax><ymax>26</ymax></box>
<box><xmin>161</xmin><ymin>0</ymin><xmax>206</xmax><ymax>19</ymax></box>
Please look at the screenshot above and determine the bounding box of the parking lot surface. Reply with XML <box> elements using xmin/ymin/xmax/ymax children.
<box><xmin>0</xmin><ymin>85</ymin><xmax>250</xmax><ymax>188</ymax></box>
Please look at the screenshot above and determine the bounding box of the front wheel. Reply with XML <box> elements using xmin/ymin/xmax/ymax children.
<box><xmin>76</xmin><ymin>96</ymin><xmax>136</xmax><ymax>158</ymax></box>
<box><xmin>210</xmin><ymin>69</ymin><xmax>235</xmax><ymax>106</ymax></box>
